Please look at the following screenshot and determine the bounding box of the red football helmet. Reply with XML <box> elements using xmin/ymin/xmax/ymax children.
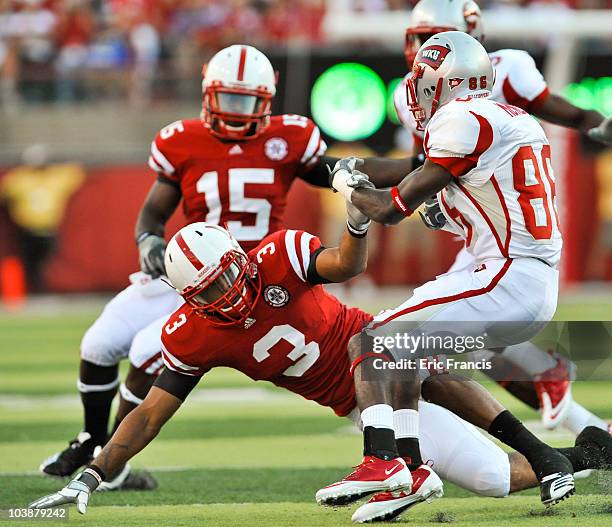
<box><xmin>201</xmin><ymin>45</ymin><xmax>277</xmax><ymax>141</ymax></box>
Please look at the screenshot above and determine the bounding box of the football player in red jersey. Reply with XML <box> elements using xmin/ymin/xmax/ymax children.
<box><xmin>30</xmin><ymin>219</ymin><xmax>612</xmax><ymax>519</ymax></box>
<box><xmin>40</xmin><ymin>44</ymin><xmax>421</xmax><ymax>484</ymax></box>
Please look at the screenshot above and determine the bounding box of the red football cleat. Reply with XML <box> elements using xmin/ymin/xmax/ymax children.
<box><xmin>351</xmin><ymin>464</ymin><xmax>443</xmax><ymax>523</ymax></box>
<box><xmin>315</xmin><ymin>456</ymin><xmax>412</xmax><ymax>506</ymax></box>
<box><xmin>534</xmin><ymin>355</ymin><xmax>576</xmax><ymax>430</ymax></box>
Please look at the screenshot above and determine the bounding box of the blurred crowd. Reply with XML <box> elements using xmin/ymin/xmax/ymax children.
<box><xmin>0</xmin><ymin>0</ymin><xmax>609</xmax><ymax>110</ymax></box>
<box><xmin>0</xmin><ymin>0</ymin><xmax>326</xmax><ymax>108</ymax></box>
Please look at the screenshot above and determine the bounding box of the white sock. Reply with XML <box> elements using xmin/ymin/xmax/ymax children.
<box><xmin>393</xmin><ymin>409</ymin><xmax>419</xmax><ymax>439</ymax></box>
<box><xmin>500</xmin><ymin>342</ymin><xmax>557</xmax><ymax>377</ymax></box>
<box><xmin>361</xmin><ymin>404</ymin><xmax>394</xmax><ymax>430</ymax></box>
<box><xmin>563</xmin><ymin>400</ymin><xmax>608</xmax><ymax>435</ymax></box>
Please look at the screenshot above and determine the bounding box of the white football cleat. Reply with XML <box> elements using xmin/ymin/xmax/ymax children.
<box><xmin>351</xmin><ymin>464</ymin><xmax>443</xmax><ymax>523</ymax></box>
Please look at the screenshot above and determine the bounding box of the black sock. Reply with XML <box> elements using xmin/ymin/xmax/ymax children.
<box><xmin>363</xmin><ymin>426</ymin><xmax>398</xmax><ymax>461</ymax></box>
<box><xmin>396</xmin><ymin>438</ymin><xmax>423</xmax><ymax>470</ymax></box>
<box><xmin>79</xmin><ymin>361</ymin><xmax>119</xmax><ymax>446</ymax></box>
<box><xmin>488</xmin><ymin>410</ymin><xmax>569</xmax><ymax>480</ymax></box>
<box><xmin>558</xmin><ymin>446</ymin><xmax>605</xmax><ymax>472</ymax></box>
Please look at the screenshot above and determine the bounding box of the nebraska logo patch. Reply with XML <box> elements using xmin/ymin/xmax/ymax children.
<box><xmin>264</xmin><ymin>138</ymin><xmax>288</xmax><ymax>161</ymax></box>
<box><xmin>264</xmin><ymin>285</ymin><xmax>290</xmax><ymax>307</ymax></box>
<box><xmin>448</xmin><ymin>78</ymin><xmax>464</xmax><ymax>89</ymax></box>
<box><xmin>418</xmin><ymin>45</ymin><xmax>451</xmax><ymax>70</ymax></box>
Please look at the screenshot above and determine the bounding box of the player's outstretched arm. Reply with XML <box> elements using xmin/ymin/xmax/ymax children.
<box><xmin>303</xmin><ymin>155</ymin><xmax>422</xmax><ymax>189</ymax></box>
<box><xmin>29</xmin><ymin>370</ymin><xmax>198</xmax><ymax>513</ymax></box>
<box><xmin>333</xmin><ymin>158</ymin><xmax>451</xmax><ymax>225</ymax></box>
<box><xmin>533</xmin><ymin>93</ymin><xmax>607</xmax><ymax>139</ymax></box>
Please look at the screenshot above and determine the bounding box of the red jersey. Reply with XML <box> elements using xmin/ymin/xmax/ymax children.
<box><xmin>148</xmin><ymin>115</ymin><xmax>326</xmax><ymax>252</ymax></box>
<box><xmin>160</xmin><ymin>229</ymin><xmax>372</xmax><ymax>417</ymax></box>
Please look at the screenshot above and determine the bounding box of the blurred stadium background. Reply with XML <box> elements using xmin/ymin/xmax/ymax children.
<box><xmin>0</xmin><ymin>1</ymin><xmax>611</xmax><ymax>525</ymax></box>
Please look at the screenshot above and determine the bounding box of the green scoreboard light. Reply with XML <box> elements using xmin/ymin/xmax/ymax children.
<box><xmin>563</xmin><ymin>77</ymin><xmax>612</xmax><ymax>117</ymax></box>
<box><xmin>311</xmin><ymin>63</ymin><xmax>388</xmax><ymax>141</ymax></box>
<box><xmin>312</xmin><ymin>62</ymin><xmax>611</xmax><ymax>142</ymax></box>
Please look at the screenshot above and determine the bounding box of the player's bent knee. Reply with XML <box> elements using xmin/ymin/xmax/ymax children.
<box><xmin>469</xmin><ymin>459</ymin><xmax>511</xmax><ymax>498</ymax></box>
<box><xmin>80</xmin><ymin>326</ymin><xmax>125</xmax><ymax>367</ymax></box>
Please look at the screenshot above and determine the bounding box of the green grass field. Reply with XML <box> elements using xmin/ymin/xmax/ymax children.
<box><xmin>0</xmin><ymin>298</ymin><xmax>611</xmax><ymax>526</ymax></box>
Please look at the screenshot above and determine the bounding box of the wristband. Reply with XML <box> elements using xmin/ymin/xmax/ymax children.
<box><xmin>136</xmin><ymin>231</ymin><xmax>156</xmax><ymax>245</ymax></box>
<box><xmin>391</xmin><ymin>187</ymin><xmax>413</xmax><ymax>217</ymax></box>
<box><xmin>76</xmin><ymin>465</ymin><xmax>105</xmax><ymax>492</ymax></box>
<box><xmin>346</xmin><ymin>220</ymin><xmax>369</xmax><ymax>238</ymax></box>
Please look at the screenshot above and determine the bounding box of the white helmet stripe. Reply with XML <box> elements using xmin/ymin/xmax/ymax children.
<box><xmin>150</xmin><ymin>141</ymin><xmax>175</xmax><ymax>174</ymax></box>
<box><xmin>284</xmin><ymin>230</ymin><xmax>306</xmax><ymax>282</ymax></box>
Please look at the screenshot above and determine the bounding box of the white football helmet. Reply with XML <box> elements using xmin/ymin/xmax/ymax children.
<box><xmin>405</xmin><ymin>0</ymin><xmax>483</xmax><ymax>67</ymax></box>
<box><xmin>202</xmin><ymin>44</ymin><xmax>277</xmax><ymax>140</ymax></box>
<box><xmin>406</xmin><ymin>31</ymin><xmax>493</xmax><ymax>131</ymax></box>
<box><xmin>165</xmin><ymin>223</ymin><xmax>261</xmax><ymax>326</ymax></box>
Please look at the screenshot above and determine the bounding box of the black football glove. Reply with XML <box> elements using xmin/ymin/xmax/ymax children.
<box><xmin>419</xmin><ymin>195</ymin><xmax>447</xmax><ymax>230</ymax></box>
<box><xmin>138</xmin><ymin>234</ymin><xmax>167</xmax><ymax>278</ymax></box>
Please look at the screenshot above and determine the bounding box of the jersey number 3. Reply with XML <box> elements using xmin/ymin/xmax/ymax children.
<box><xmin>253</xmin><ymin>325</ymin><xmax>320</xmax><ymax>377</ymax></box>
<box><xmin>197</xmin><ymin>168</ymin><xmax>274</xmax><ymax>242</ymax></box>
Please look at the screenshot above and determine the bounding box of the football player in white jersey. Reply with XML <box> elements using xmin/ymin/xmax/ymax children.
<box><xmin>394</xmin><ymin>0</ymin><xmax>612</xmax><ymax>433</ymax></box>
<box><xmin>323</xmin><ymin>31</ymin><xmax>579</xmax><ymax>521</ymax></box>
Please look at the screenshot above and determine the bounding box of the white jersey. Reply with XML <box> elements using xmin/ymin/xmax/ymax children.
<box><xmin>394</xmin><ymin>49</ymin><xmax>549</xmax><ymax>146</ymax></box>
<box><xmin>424</xmin><ymin>97</ymin><xmax>562</xmax><ymax>268</ymax></box>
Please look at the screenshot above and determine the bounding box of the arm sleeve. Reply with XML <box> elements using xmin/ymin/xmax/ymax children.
<box><xmin>425</xmin><ymin>108</ymin><xmax>495</xmax><ymax>186</ymax></box>
<box><xmin>500</xmin><ymin>51</ymin><xmax>549</xmax><ymax>112</ymax></box>
<box><xmin>299</xmin><ymin>156</ymin><xmax>332</xmax><ymax>187</ymax></box>
<box><xmin>153</xmin><ymin>368</ymin><xmax>201</xmax><ymax>401</ymax></box>
<box><xmin>280</xmin><ymin>229</ymin><xmax>323</xmax><ymax>283</ymax></box>
<box><xmin>306</xmin><ymin>246</ymin><xmax>332</xmax><ymax>285</ymax></box>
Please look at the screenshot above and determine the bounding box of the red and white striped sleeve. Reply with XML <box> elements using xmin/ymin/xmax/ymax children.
<box><xmin>161</xmin><ymin>342</ymin><xmax>207</xmax><ymax>377</ymax></box>
<box><xmin>299</xmin><ymin>120</ymin><xmax>327</xmax><ymax>169</ymax></box>
<box><xmin>425</xmin><ymin>106</ymin><xmax>494</xmax><ymax>185</ymax></box>
<box><xmin>281</xmin><ymin>229</ymin><xmax>322</xmax><ymax>282</ymax></box>
<box><xmin>499</xmin><ymin>50</ymin><xmax>549</xmax><ymax>112</ymax></box>
<box><xmin>148</xmin><ymin>128</ymin><xmax>180</xmax><ymax>183</ymax></box>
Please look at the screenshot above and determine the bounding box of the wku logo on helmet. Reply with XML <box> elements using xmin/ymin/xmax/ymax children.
<box><xmin>418</xmin><ymin>45</ymin><xmax>451</xmax><ymax>71</ymax></box>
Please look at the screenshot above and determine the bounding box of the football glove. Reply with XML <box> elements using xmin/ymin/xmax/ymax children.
<box><xmin>328</xmin><ymin>157</ymin><xmax>368</xmax><ymax>201</ymax></box>
<box><xmin>346</xmin><ymin>201</ymin><xmax>371</xmax><ymax>236</ymax></box>
<box><xmin>587</xmin><ymin>117</ymin><xmax>612</xmax><ymax>146</ymax></box>
<box><xmin>138</xmin><ymin>234</ymin><xmax>167</xmax><ymax>278</ymax></box>
<box><xmin>29</xmin><ymin>469</ymin><xmax>100</xmax><ymax>514</ymax></box>
<box><xmin>418</xmin><ymin>195</ymin><xmax>447</xmax><ymax>230</ymax></box>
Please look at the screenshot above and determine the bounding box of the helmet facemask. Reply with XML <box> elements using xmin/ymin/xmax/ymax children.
<box><xmin>182</xmin><ymin>250</ymin><xmax>261</xmax><ymax>326</ymax></box>
<box><xmin>202</xmin><ymin>81</ymin><xmax>273</xmax><ymax>141</ymax></box>
<box><xmin>406</xmin><ymin>65</ymin><xmax>444</xmax><ymax>132</ymax></box>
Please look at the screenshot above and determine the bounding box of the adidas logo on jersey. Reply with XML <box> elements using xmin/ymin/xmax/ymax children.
<box><xmin>229</xmin><ymin>144</ymin><xmax>243</xmax><ymax>155</ymax></box>
<box><xmin>244</xmin><ymin>317</ymin><xmax>256</xmax><ymax>329</ymax></box>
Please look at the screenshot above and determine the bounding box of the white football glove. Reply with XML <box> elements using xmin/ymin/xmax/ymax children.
<box><xmin>328</xmin><ymin>157</ymin><xmax>370</xmax><ymax>201</ymax></box>
<box><xmin>29</xmin><ymin>475</ymin><xmax>95</xmax><ymax>514</ymax></box>
<box><xmin>346</xmin><ymin>200</ymin><xmax>371</xmax><ymax>236</ymax></box>
<box><xmin>587</xmin><ymin>117</ymin><xmax>612</xmax><ymax>146</ymax></box>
